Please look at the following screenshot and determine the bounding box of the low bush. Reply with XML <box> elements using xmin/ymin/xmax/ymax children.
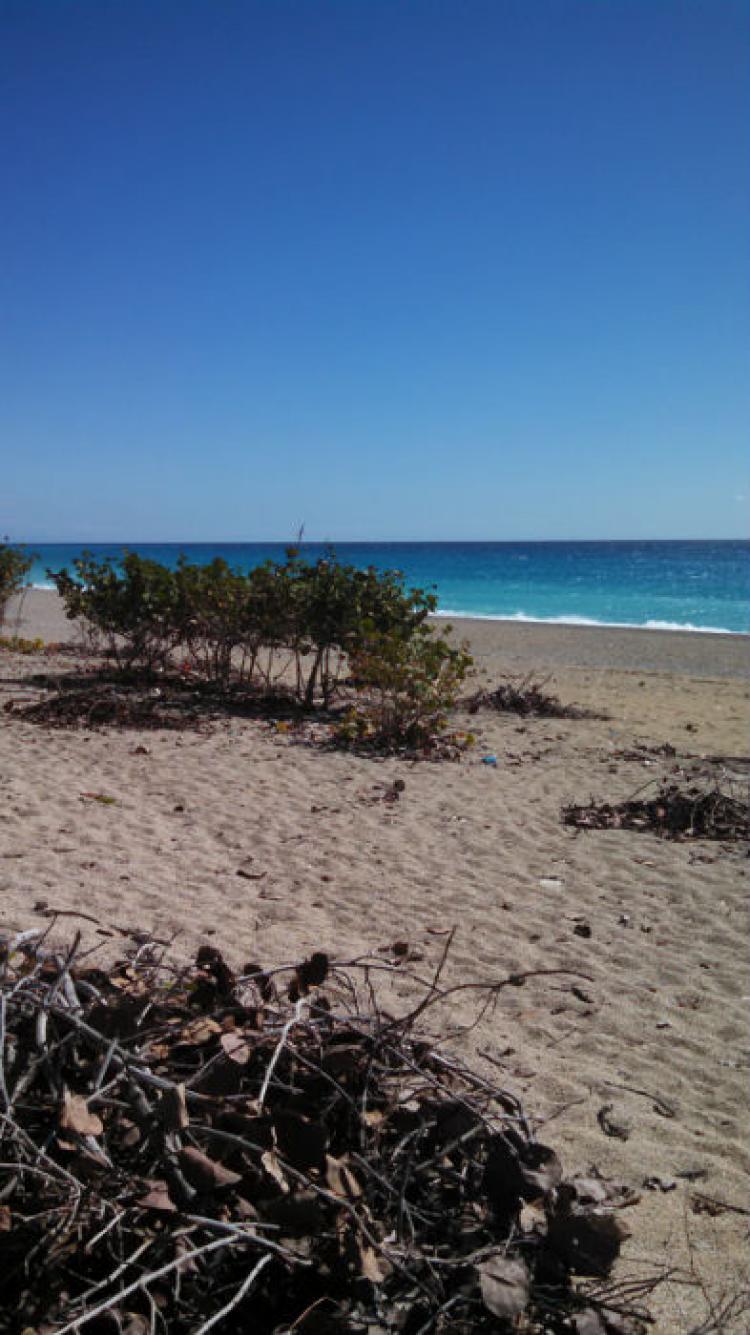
<box><xmin>0</xmin><ymin>542</ymin><xmax>34</xmax><ymax>626</ymax></box>
<box><xmin>338</xmin><ymin>623</ymin><xmax>473</xmax><ymax>754</ymax></box>
<box><xmin>48</xmin><ymin>548</ymin><xmax>473</xmax><ymax>749</ymax></box>
<box><xmin>51</xmin><ymin>551</ymin><xmax>183</xmax><ymax>672</ymax></box>
<box><xmin>174</xmin><ymin>556</ymin><xmax>249</xmax><ymax>684</ymax></box>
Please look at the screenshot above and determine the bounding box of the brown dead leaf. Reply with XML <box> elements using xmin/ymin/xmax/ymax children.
<box><xmin>137</xmin><ymin>1180</ymin><xmax>177</xmax><ymax>1212</ymax></box>
<box><xmin>325</xmin><ymin>1154</ymin><xmax>362</xmax><ymax>1200</ymax></box>
<box><xmin>478</xmin><ymin>1254</ymin><xmax>530</xmax><ymax>1320</ymax></box>
<box><xmin>178</xmin><ymin>1147</ymin><xmax>242</xmax><ymax>1193</ymax></box>
<box><xmin>60</xmin><ymin>1090</ymin><xmax>103</xmax><ymax>1138</ymax></box>
<box><xmin>122</xmin><ymin>1314</ymin><xmax>151</xmax><ymax>1335</ymax></box>
<box><xmin>159</xmin><ymin>1083</ymin><xmax>189</xmax><ymax>1132</ymax></box>
<box><xmin>358</xmin><ymin>1240</ymin><xmax>391</xmax><ymax>1284</ymax></box>
<box><xmin>261</xmin><ymin>1149</ymin><xmax>290</xmax><ymax>1194</ymax></box>
<box><xmin>220</xmin><ymin>1031</ymin><xmax>250</xmax><ymax>1065</ymax></box>
<box><xmin>519</xmin><ymin>1200</ymin><xmax>548</xmax><ymax>1235</ymax></box>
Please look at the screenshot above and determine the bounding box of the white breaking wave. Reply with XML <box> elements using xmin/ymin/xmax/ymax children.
<box><xmin>434</xmin><ymin>610</ymin><xmax>744</xmax><ymax>636</ymax></box>
<box><xmin>27</xmin><ymin>585</ymin><xmax>746</xmax><ymax>635</ymax></box>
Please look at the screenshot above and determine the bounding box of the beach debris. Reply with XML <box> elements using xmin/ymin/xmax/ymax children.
<box><xmin>597</xmin><ymin>1104</ymin><xmax>632</xmax><ymax>1141</ymax></box>
<box><xmin>602</xmin><ymin>1081</ymin><xmax>677</xmax><ymax>1120</ymax></box>
<box><xmin>468</xmin><ymin>673</ymin><xmax>602</xmax><ymax>719</ymax></box>
<box><xmin>572</xmin><ymin>985</ymin><xmax>594</xmax><ymax>1003</ymax></box>
<box><xmin>690</xmin><ymin>1192</ymin><xmax>750</xmax><ymax>1218</ymax></box>
<box><xmin>481</xmin><ymin>752</ymin><xmax>498</xmax><ymax>765</ymax></box>
<box><xmin>0</xmin><ymin>930</ymin><xmax>656</xmax><ymax>1334</ymax></box>
<box><xmin>562</xmin><ymin>778</ymin><xmax>749</xmax><ymax>842</ymax></box>
<box><xmin>643</xmin><ymin>1176</ymin><xmax>677</xmax><ymax>1192</ymax></box>
<box><xmin>609</xmin><ymin>742</ymin><xmax>677</xmax><ymax>763</ymax></box>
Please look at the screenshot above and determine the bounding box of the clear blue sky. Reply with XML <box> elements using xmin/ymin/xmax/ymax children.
<box><xmin>2</xmin><ymin>0</ymin><xmax>748</xmax><ymax>541</ymax></box>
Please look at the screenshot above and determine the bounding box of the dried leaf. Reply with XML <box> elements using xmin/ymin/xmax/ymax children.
<box><xmin>220</xmin><ymin>1031</ymin><xmax>250</xmax><ymax>1065</ymax></box>
<box><xmin>478</xmin><ymin>1254</ymin><xmax>530</xmax><ymax>1320</ymax></box>
<box><xmin>137</xmin><ymin>1180</ymin><xmax>177</xmax><ymax>1212</ymax></box>
<box><xmin>60</xmin><ymin>1090</ymin><xmax>103</xmax><ymax>1138</ymax></box>
<box><xmin>180</xmin><ymin>1017</ymin><xmax>221</xmax><ymax>1045</ymax></box>
<box><xmin>122</xmin><ymin>1315</ymin><xmax>151</xmax><ymax>1335</ymax></box>
<box><xmin>519</xmin><ymin>1200</ymin><xmax>548</xmax><ymax>1235</ymax></box>
<box><xmin>261</xmin><ymin>1149</ymin><xmax>289</xmax><ymax>1194</ymax></box>
<box><xmin>178</xmin><ymin>1147</ymin><xmax>242</xmax><ymax>1193</ymax></box>
<box><xmin>358</xmin><ymin>1240</ymin><xmax>391</xmax><ymax>1284</ymax></box>
<box><xmin>159</xmin><ymin>1083</ymin><xmax>189</xmax><ymax>1133</ymax></box>
<box><xmin>568</xmin><ymin>1177</ymin><xmax>610</xmax><ymax>1206</ymax></box>
<box><xmin>325</xmin><ymin>1154</ymin><xmax>362</xmax><ymax>1200</ymax></box>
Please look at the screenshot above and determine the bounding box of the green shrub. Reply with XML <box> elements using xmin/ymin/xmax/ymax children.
<box><xmin>48</xmin><ymin>547</ymin><xmax>474</xmax><ymax>753</ymax></box>
<box><xmin>0</xmin><ymin>542</ymin><xmax>34</xmax><ymax>626</ymax></box>
<box><xmin>173</xmin><ymin>556</ymin><xmax>249</xmax><ymax>684</ymax></box>
<box><xmin>287</xmin><ymin>550</ymin><xmax>439</xmax><ymax>708</ymax></box>
<box><xmin>51</xmin><ymin>551</ymin><xmax>182</xmax><ymax>671</ymax></box>
<box><xmin>338</xmin><ymin>623</ymin><xmax>473</xmax><ymax>752</ymax></box>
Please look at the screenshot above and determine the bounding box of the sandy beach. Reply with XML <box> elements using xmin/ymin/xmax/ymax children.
<box><xmin>2</xmin><ymin>589</ymin><xmax>748</xmax><ymax>1330</ymax></box>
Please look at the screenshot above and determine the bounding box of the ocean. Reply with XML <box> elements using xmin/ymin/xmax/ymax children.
<box><xmin>21</xmin><ymin>540</ymin><xmax>750</xmax><ymax>636</ymax></box>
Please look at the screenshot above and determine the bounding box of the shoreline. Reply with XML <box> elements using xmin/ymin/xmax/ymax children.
<box><xmin>8</xmin><ymin>587</ymin><xmax>748</xmax><ymax>680</ymax></box>
<box><xmin>22</xmin><ymin>582</ymin><xmax>748</xmax><ymax>638</ymax></box>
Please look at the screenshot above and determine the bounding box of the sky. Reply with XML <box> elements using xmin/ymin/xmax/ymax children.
<box><xmin>1</xmin><ymin>0</ymin><xmax>748</xmax><ymax>542</ymax></box>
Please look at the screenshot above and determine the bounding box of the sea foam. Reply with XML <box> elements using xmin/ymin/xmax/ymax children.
<box><xmin>435</xmin><ymin>610</ymin><xmax>742</xmax><ymax>635</ymax></box>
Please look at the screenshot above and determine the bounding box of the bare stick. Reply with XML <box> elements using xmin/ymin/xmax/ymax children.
<box><xmin>192</xmin><ymin>1253</ymin><xmax>273</xmax><ymax>1335</ymax></box>
<box><xmin>50</xmin><ymin>1234</ymin><xmax>253</xmax><ymax>1335</ymax></box>
<box><xmin>257</xmin><ymin>997</ymin><xmax>305</xmax><ymax>1109</ymax></box>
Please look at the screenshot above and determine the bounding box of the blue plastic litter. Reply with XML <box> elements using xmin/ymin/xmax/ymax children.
<box><xmin>481</xmin><ymin>754</ymin><xmax>498</xmax><ymax>766</ymax></box>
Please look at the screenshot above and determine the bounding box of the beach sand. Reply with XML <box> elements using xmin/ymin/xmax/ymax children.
<box><xmin>2</xmin><ymin>590</ymin><xmax>749</xmax><ymax>1329</ymax></box>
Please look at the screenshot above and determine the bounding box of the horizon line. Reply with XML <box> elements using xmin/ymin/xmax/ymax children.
<box><xmin>13</xmin><ymin>536</ymin><xmax>749</xmax><ymax>547</ymax></box>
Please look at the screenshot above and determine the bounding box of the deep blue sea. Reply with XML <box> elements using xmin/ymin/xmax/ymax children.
<box><xmin>23</xmin><ymin>541</ymin><xmax>750</xmax><ymax>635</ymax></box>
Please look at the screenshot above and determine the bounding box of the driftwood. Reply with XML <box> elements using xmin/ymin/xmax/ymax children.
<box><xmin>0</xmin><ymin>929</ymin><xmax>657</xmax><ymax>1333</ymax></box>
<box><xmin>562</xmin><ymin>779</ymin><xmax>749</xmax><ymax>842</ymax></box>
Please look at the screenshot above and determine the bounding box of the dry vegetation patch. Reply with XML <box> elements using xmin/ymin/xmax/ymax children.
<box><xmin>0</xmin><ymin>930</ymin><xmax>659</xmax><ymax>1334</ymax></box>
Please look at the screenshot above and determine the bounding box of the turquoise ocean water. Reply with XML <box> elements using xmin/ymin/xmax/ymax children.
<box><xmin>21</xmin><ymin>541</ymin><xmax>750</xmax><ymax>635</ymax></box>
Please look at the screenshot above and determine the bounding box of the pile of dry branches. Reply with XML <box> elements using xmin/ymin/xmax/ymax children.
<box><xmin>468</xmin><ymin>675</ymin><xmax>598</xmax><ymax>721</ymax></box>
<box><xmin>0</xmin><ymin>930</ymin><xmax>653</xmax><ymax>1334</ymax></box>
<box><xmin>562</xmin><ymin>779</ymin><xmax>749</xmax><ymax>842</ymax></box>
